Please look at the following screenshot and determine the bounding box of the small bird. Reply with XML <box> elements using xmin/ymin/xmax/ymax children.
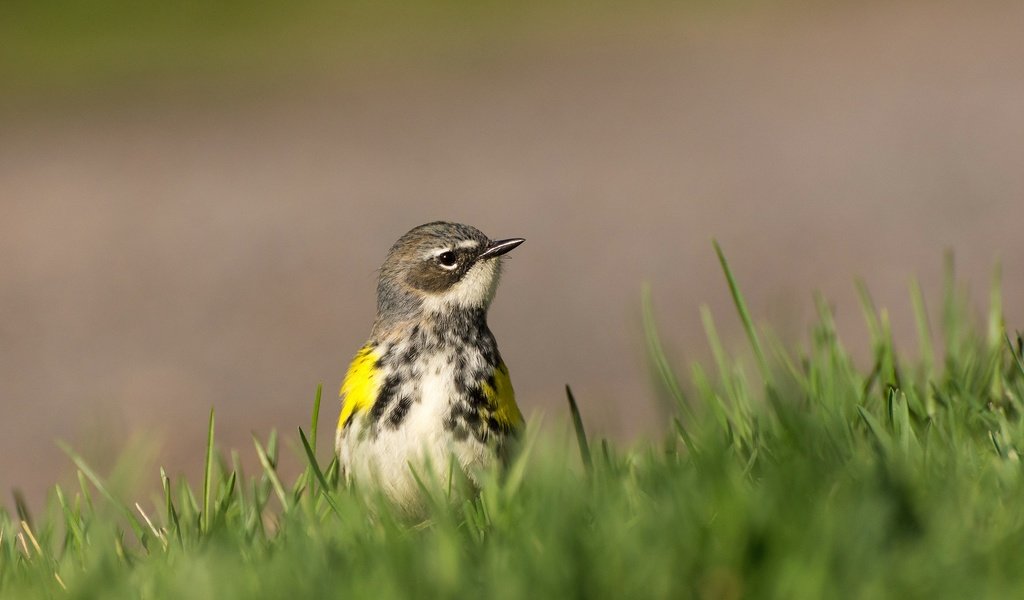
<box><xmin>336</xmin><ymin>221</ymin><xmax>525</xmax><ymax>512</ymax></box>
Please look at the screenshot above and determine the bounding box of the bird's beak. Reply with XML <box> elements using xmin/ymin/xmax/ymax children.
<box><xmin>478</xmin><ymin>238</ymin><xmax>525</xmax><ymax>260</ymax></box>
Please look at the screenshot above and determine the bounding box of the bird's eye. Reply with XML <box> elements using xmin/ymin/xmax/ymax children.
<box><xmin>437</xmin><ymin>251</ymin><xmax>458</xmax><ymax>269</ymax></box>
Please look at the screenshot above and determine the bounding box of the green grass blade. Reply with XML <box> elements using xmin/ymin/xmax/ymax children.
<box><xmin>202</xmin><ymin>407</ymin><xmax>215</xmax><ymax>534</ymax></box>
<box><xmin>941</xmin><ymin>250</ymin><xmax>967</xmax><ymax>359</ymax></box>
<box><xmin>642</xmin><ymin>284</ymin><xmax>688</xmax><ymax>415</ymax></box>
<box><xmin>77</xmin><ymin>470</ymin><xmax>94</xmax><ymax>516</ymax></box>
<box><xmin>12</xmin><ymin>490</ymin><xmax>32</xmax><ymax>533</ymax></box>
<box><xmin>987</xmin><ymin>259</ymin><xmax>1003</xmax><ymax>351</ymax></box>
<box><xmin>909</xmin><ymin>278</ymin><xmax>935</xmax><ymax>372</ymax></box>
<box><xmin>987</xmin><ymin>261</ymin><xmax>1005</xmax><ymax>398</ymax></box>
<box><xmin>889</xmin><ymin>388</ymin><xmax>919</xmax><ymax>456</ymax></box>
<box><xmin>500</xmin><ymin>427</ymin><xmax>537</xmax><ymax>501</ymax></box>
<box><xmin>565</xmin><ymin>385</ymin><xmax>592</xmax><ymax>472</ymax></box>
<box><xmin>160</xmin><ymin>468</ymin><xmax>181</xmax><ymax>544</ymax></box>
<box><xmin>253</xmin><ymin>437</ymin><xmax>290</xmax><ymax>513</ymax></box>
<box><xmin>671</xmin><ymin>415</ymin><xmax>700</xmax><ymax>457</ymax></box>
<box><xmin>855</xmin><ymin>278</ymin><xmax>883</xmax><ymax>346</ymax></box>
<box><xmin>298</xmin><ymin>428</ymin><xmax>341</xmax><ymax>516</ymax></box>
<box><xmin>713</xmin><ymin>240</ymin><xmax>771</xmax><ymax>384</ymax></box>
<box><xmin>54</xmin><ymin>485</ymin><xmax>84</xmax><ymax>552</ymax></box>
<box><xmin>857</xmin><ymin>406</ymin><xmax>892</xmax><ymax>454</ymax></box>
<box><xmin>700</xmin><ymin>306</ymin><xmax>729</xmax><ymax>385</ymax></box>
<box><xmin>303</xmin><ymin>384</ymin><xmax>325</xmax><ymax>495</ymax></box>
<box><xmin>60</xmin><ymin>448</ymin><xmax>147</xmax><ymax>549</ymax></box>
<box><xmin>1008</xmin><ymin>334</ymin><xmax>1024</xmax><ymax>378</ymax></box>
<box><xmin>215</xmin><ymin>470</ymin><xmax>237</xmax><ymax>520</ymax></box>
<box><xmin>310</xmin><ymin>384</ymin><xmax>323</xmax><ymax>454</ymax></box>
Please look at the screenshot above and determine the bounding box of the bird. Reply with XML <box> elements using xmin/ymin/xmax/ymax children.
<box><xmin>335</xmin><ymin>221</ymin><xmax>525</xmax><ymax>513</ymax></box>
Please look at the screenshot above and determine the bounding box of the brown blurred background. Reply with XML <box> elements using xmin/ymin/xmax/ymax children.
<box><xmin>2</xmin><ymin>0</ymin><xmax>1022</xmax><ymax>505</ymax></box>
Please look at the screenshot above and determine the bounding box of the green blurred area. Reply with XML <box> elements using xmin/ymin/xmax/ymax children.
<box><xmin>0</xmin><ymin>0</ymin><xmax>697</xmax><ymax>100</ymax></box>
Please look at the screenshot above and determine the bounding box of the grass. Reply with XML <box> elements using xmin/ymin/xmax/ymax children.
<box><xmin>3</xmin><ymin>247</ymin><xmax>1024</xmax><ymax>599</ymax></box>
<box><xmin>0</xmin><ymin>0</ymin><xmax>701</xmax><ymax>107</ymax></box>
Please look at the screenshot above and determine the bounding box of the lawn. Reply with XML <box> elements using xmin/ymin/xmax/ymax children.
<box><xmin>2</xmin><ymin>246</ymin><xmax>1023</xmax><ymax>599</ymax></box>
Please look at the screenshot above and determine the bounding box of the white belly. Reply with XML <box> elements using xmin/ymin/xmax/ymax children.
<box><xmin>336</xmin><ymin>353</ymin><xmax>495</xmax><ymax>513</ymax></box>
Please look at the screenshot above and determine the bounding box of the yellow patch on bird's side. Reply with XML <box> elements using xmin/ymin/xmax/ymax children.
<box><xmin>482</xmin><ymin>362</ymin><xmax>523</xmax><ymax>430</ymax></box>
<box><xmin>338</xmin><ymin>344</ymin><xmax>381</xmax><ymax>431</ymax></box>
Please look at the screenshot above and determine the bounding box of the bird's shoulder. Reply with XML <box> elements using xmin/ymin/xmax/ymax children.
<box><xmin>338</xmin><ymin>343</ymin><xmax>382</xmax><ymax>430</ymax></box>
<box><xmin>482</xmin><ymin>361</ymin><xmax>523</xmax><ymax>431</ymax></box>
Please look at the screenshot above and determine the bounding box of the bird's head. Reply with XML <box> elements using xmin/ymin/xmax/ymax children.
<box><xmin>374</xmin><ymin>221</ymin><xmax>524</xmax><ymax>330</ymax></box>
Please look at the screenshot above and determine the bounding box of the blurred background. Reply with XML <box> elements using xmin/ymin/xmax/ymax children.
<box><xmin>2</xmin><ymin>0</ymin><xmax>1022</xmax><ymax>506</ymax></box>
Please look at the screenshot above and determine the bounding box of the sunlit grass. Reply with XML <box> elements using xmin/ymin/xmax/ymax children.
<box><xmin>2</xmin><ymin>246</ymin><xmax>1023</xmax><ymax>599</ymax></box>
